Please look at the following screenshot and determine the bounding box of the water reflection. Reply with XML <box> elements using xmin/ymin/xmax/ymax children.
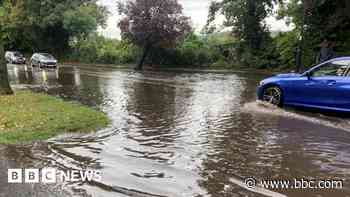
<box><xmin>1</xmin><ymin>64</ymin><xmax>350</xmax><ymax>197</ymax></box>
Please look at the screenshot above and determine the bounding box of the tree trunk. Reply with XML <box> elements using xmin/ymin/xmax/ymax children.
<box><xmin>0</xmin><ymin>44</ymin><xmax>13</xmax><ymax>95</ymax></box>
<box><xmin>303</xmin><ymin>0</ymin><xmax>313</xmax><ymax>14</ymax></box>
<box><xmin>136</xmin><ymin>44</ymin><xmax>151</xmax><ymax>70</ymax></box>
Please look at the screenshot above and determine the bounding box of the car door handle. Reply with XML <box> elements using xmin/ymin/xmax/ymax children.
<box><xmin>305</xmin><ymin>82</ymin><xmax>316</xmax><ymax>86</ymax></box>
<box><xmin>327</xmin><ymin>80</ymin><xmax>336</xmax><ymax>86</ymax></box>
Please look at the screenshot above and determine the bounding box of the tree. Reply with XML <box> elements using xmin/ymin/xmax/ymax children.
<box><xmin>278</xmin><ymin>0</ymin><xmax>350</xmax><ymax>34</ymax></box>
<box><xmin>0</xmin><ymin>43</ymin><xmax>13</xmax><ymax>95</ymax></box>
<box><xmin>277</xmin><ymin>0</ymin><xmax>350</xmax><ymax>68</ymax></box>
<box><xmin>0</xmin><ymin>0</ymin><xmax>107</xmax><ymax>54</ymax></box>
<box><xmin>0</xmin><ymin>0</ymin><xmax>12</xmax><ymax>95</ymax></box>
<box><xmin>207</xmin><ymin>0</ymin><xmax>278</xmax><ymax>52</ymax></box>
<box><xmin>117</xmin><ymin>0</ymin><xmax>191</xmax><ymax>70</ymax></box>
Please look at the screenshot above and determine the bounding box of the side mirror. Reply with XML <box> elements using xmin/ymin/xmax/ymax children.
<box><xmin>305</xmin><ymin>72</ymin><xmax>312</xmax><ymax>80</ymax></box>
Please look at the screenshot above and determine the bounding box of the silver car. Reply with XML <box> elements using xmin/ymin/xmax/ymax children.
<box><xmin>30</xmin><ymin>53</ymin><xmax>58</xmax><ymax>68</ymax></box>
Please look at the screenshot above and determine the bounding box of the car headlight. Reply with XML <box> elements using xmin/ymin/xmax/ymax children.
<box><xmin>259</xmin><ymin>81</ymin><xmax>265</xmax><ymax>86</ymax></box>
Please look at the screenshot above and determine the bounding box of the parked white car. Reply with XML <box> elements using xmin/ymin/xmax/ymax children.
<box><xmin>5</xmin><ymin>51</ymin><xmax>26</xmax><ymax>64</ymax></box>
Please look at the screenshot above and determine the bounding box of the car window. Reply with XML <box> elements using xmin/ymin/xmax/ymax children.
<box><xmin>40</xmin><ymin>53</ymin><xmax>54</xmax><ymax>59</ymax></box>
<box><xmin>312</xmin><ymin>60</ymin><xmax>350</xmax><ymax>77</ymax></box>
<box><xmin>13</xmin><ymin>52</ymin><xmax>22</xmax><ymax>57</ymax></box>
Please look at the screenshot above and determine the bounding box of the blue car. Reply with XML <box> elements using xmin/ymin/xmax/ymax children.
<box><xmin>257</xmin><ymin>57</ymin><xmax>350</xmax><ymax>112</ymax></box>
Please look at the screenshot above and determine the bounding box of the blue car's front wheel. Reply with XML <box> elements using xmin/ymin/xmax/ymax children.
<box><xmin>262</xmin><ymin>86</ymin><xmax>283</xmax><ymax>107</ymax></box>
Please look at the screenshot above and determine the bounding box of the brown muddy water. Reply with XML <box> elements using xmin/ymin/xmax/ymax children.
<box><xmin>1</xmin><ymin>64</ymin><xmax>350</xmax><ymax>197</ymax></box>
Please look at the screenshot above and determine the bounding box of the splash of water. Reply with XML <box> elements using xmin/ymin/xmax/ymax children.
<box><xmin>242</xmin><ymin>101</ymin><xmax>350</xmax><ymax>132</ymax></box>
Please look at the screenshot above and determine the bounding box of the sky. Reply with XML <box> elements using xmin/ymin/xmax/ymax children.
<box><xmin>97</xmin><ymin>0</ymin><xmax>292</xmax><ymax>39</ymax></box>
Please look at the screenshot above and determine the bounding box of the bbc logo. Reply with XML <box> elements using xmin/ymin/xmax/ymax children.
<box><xmin>8</xmin><ymin>168</ymin><xmax>102</xmax><ymax>183</ymax></box>
<box><xmin>8</xmin><ymin>168</ymin><xmax>56</xmax><ymax>183</ymax></box>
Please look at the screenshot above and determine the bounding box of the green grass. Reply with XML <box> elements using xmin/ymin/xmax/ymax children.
<box><xmin>0</xmin><ymin>91</ymin><xmax>110</xmax><ymax>144</ymax></box>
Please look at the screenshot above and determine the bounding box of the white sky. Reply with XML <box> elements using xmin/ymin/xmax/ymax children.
<box><xmin>97</xmin><ymin>0</ymin><xmax>293</xmax><ymax>39</ymax></box>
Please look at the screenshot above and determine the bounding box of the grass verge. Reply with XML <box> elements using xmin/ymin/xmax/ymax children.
<box><xmin>0</xmin><ymin>91</ymin><xmax>109</xmax><ymax>144</ymax></box>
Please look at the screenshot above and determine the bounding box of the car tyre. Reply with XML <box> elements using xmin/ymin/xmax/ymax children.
<box><xmin>262</xmin><ymin>85</ymin><xmax>283</xmax><ymax>107</ymax></box>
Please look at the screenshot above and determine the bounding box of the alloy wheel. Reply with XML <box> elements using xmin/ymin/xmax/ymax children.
<box><xmin>263</xmin><ymin>86</ymin><xmax>282</xmax><ymax>106</ymax></box>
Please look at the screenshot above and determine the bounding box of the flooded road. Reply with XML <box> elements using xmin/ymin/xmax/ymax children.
<box><xmin>1</xmin><ymin>64</ymin><xmax>350</xmax><ymax>197</ymax></box>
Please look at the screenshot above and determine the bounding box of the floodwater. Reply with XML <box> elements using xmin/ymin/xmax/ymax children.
<box><xmin>1</xmin><ymin>64</ymin><xmax>350</xmax><ymax>197</ymax></box>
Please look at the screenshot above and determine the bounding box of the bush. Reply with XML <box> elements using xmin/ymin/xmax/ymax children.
<box><xmin>148</xmin><ymin>33</ymin><xmax>223</xmax><ymax>67</ymax></box>
<box><xmin>274</xmin><ymin>31</ymin><xmax>299</xmax><ymax>68</ymax></box>
<box><xmin>68</xmin><ymin>34</ymin><xmax>138</xmax><ymax>64</ymax></box>
<box><xmin>210</xmin><ymin>59</ymin><xmax>233</xmax><ymax>68</ymax></box>
<box><xmin>68</xmin><ymin>33</ymin><xmax>222</xmax><ymax>67</ymax></box>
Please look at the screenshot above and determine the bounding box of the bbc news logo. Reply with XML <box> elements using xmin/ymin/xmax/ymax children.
<box><xmin>8</xmin><ymin>168</ymin><xmax>102</xmax><ymax>183</ymax></box>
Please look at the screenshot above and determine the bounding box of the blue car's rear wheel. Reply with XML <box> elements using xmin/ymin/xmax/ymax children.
<box><xmin>262</xmin><ymin>86</ymin><xmax>283</xmax><ymax>107</ymax></box>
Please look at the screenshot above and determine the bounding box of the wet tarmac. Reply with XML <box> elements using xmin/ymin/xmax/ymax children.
<box><xmin>1</xmin><ymin>64</ymin><xmax>350</xmax><ymax>197</ymax></box>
